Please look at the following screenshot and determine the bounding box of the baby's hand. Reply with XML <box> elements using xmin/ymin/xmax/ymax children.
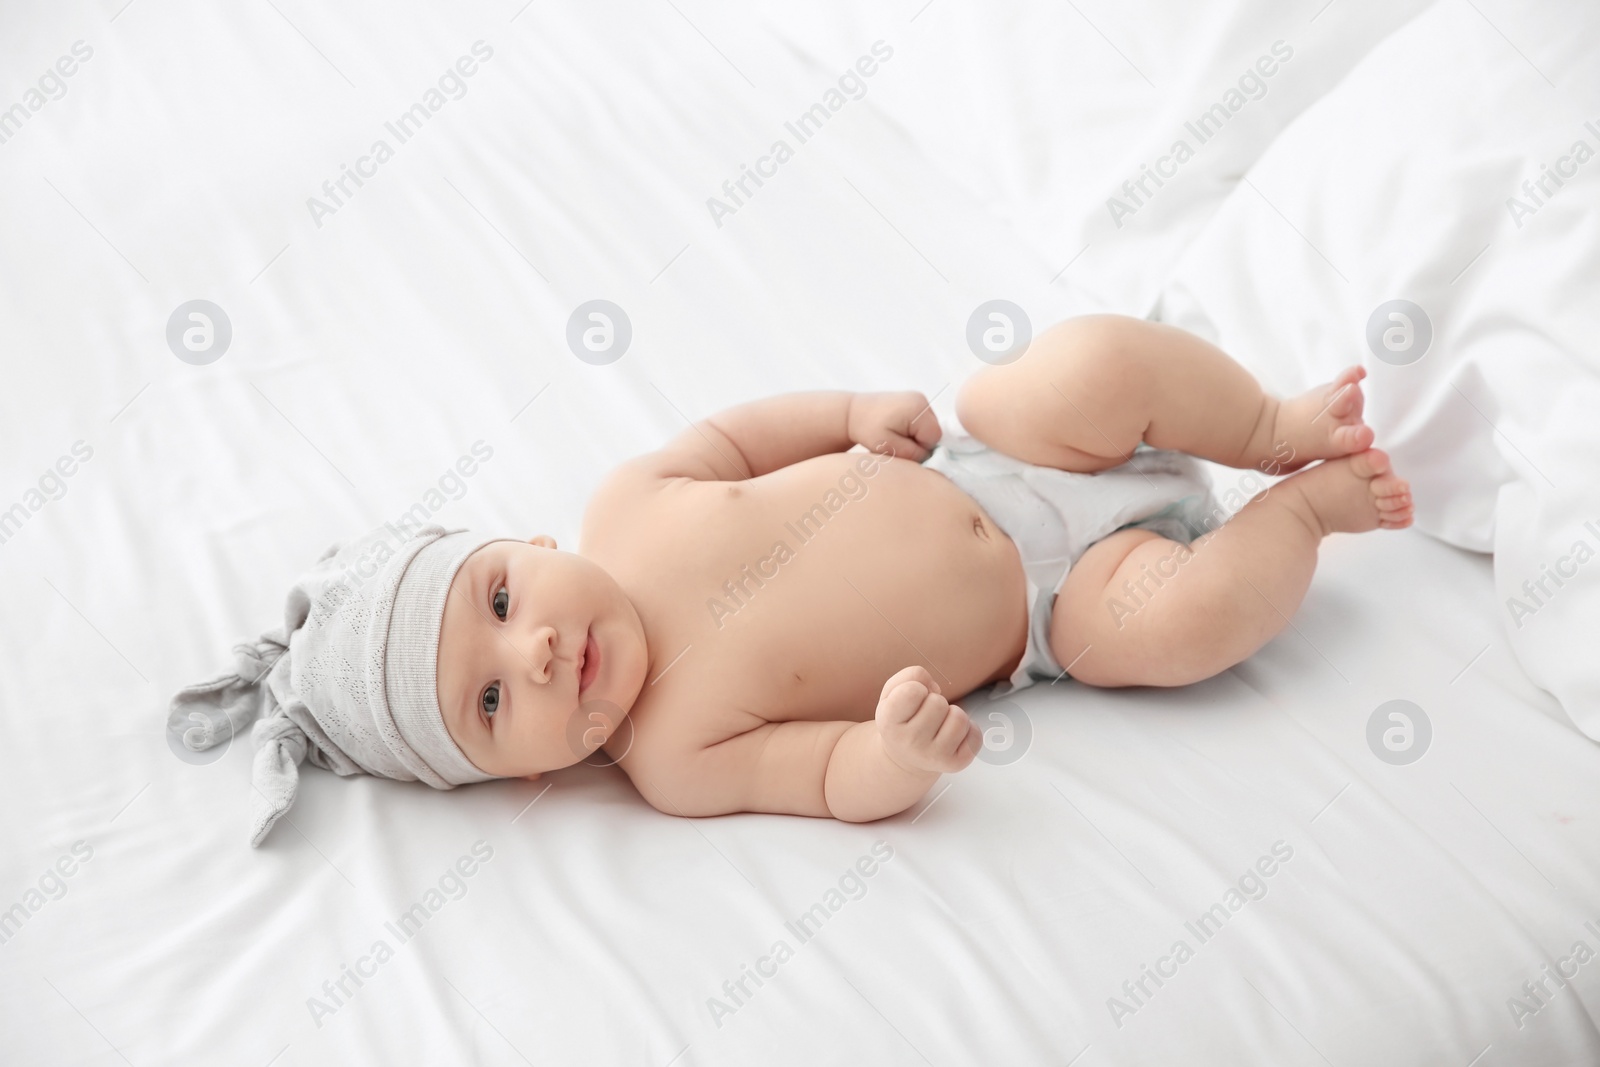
<box><xmin>848</xmin><ymin>392</ymin><xmax>942</xmax><ymax>461</ymax></box>
<box><xmin>874</xmin><ymin>665</ymin><xmax>981</xmax><ymax>776</ymax></box>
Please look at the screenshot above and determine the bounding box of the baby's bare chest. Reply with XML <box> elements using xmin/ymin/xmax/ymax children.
<box><xmin>593</xmin><ymin>453</ymin><xmax>1029</xmax><ymax>751</ymax></box>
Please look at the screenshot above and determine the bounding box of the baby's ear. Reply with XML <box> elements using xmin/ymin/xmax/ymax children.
<box><xmin>528</xmin><ymin>535</ymin><xmax>556</xmax><ymax>550</ymax></box>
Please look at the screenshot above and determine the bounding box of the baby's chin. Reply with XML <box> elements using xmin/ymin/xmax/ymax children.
<box><xmin>566</xmin><ymin>694</ymin><xmax>635</xmax><ymax>766</ymax></box>
<box><xmin>592</xmin><ymin>609</ymin><xmax>651</xmax><ymax>710</ymax></box>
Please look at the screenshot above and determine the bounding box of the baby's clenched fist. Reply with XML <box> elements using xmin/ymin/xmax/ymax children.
<box><xmin>847</xmin><ymin>391</ymin><xmax>941</xmax><ymax>462</ymax></box>
<box><xmin>874</xmin><ymin>665</ymin><xmax>982</xmax><ymax>775</ymax></box>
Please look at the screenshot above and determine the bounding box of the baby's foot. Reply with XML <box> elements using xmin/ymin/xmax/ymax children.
<box><xmin>1268</xmin><ymin>366</ymin><xmax>1376</xmax><ymax>473</ymax></box>
<box><xmin>1281</xmin><ymin>449</ymin><xmax>1414</xmax><ymax>536</ymax></box>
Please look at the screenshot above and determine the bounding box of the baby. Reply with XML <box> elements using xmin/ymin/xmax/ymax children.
<box><xmin>171</xmin><ymin>316</ymin><xmax>1412</xmax><ymax>844</ymax></box>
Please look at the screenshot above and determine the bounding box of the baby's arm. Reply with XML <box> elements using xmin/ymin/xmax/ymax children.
<box><xmin>632</xmin><ymin>667</ymin><xmax>979</xmax><ymax>822</ymax></box>
<box><xmin>826</xmin><ymin>666</ymin><xmax>982</xmax><ymax>820</ymax></box>
<box><xmin>630</xmin><ymin>391</ymin><xmax>940</xmax><ymax>483</ymax></box>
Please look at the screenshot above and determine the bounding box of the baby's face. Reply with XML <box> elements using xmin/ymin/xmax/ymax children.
<box><xmin>436</xmin><ymin>539</ymin><xmax>647</xmax><ymax>778</ymax></box>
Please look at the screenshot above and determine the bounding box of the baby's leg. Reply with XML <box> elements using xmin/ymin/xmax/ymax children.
<box><xmin>1048</xmin><ymin>451</ymin><xmax>1413</xmax><ymax>687</ymax></box>
<box><xmin>956</xmin><ymin>315</ymin><xmax>1373</xmax><ymax>474</ymax></box>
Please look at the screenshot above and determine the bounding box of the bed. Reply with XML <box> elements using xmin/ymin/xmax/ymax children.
<box><xmin>2</xmin><ymin>0</ymin><xmax>1597</xmax><ymax>1064</ymax></box>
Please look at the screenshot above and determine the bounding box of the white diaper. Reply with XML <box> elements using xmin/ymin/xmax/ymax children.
<box><xmin>922</xmin><ymin>435</ymin><xmax>1221</xmax><ymax>693</ymax></box>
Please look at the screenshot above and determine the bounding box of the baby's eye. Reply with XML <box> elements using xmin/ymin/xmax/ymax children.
<box><xmin>481</xmin><ymin>683</ymin><xmax>500</xmax><ymax>720</ymax></box>
<box><xmin>492</xmin><ymin>586</ymin><xmax>509</xmax><ymax>620</ymax></box>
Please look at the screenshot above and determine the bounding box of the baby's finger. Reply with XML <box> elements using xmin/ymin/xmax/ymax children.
<box><xmin>879</xmin><ymin>680</ymin><xmax>930</xmax><ymax>726</ymax></box>
<box><xmin>906</xmin><ymin>691</ymin><xmax>950</xmax><ymax>743</ymax></box>
<box><xmin>908</xmin><ymin>405</ymin><xmax>942</xmax><ymax>450</ymax></box>
<box><xmin>930</xmin><ymin>703</ymin><xmax>971</xmax><ymax>753</ymax></box>
<box><xmin>880</xmin><ymin>665</ymin><xmax>936</xmax><ymax>704</ymax></box>
<box><xmin>881</xmin><ymin>431</ymin><xmax>930</xmax><ymax>462</ymax></box>
<box><xmin>952</xmin><ymin>720</ymin><xmax>983</xmax><ymax>768</ymax></box>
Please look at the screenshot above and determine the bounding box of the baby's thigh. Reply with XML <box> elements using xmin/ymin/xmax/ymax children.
<box><xmin>1050</xmin><ymin>527</ymin><xmax>1210</xmax><ymax>688</ymax></box>
<box><xmin>955</xmin><ymin>316</ymin><xmax>1153</xmax><ymax>472</ymax></box>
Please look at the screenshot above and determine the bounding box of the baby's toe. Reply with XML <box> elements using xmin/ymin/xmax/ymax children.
<box><xmin>1325</xmin><ymin>368</ymin><xmax>1368</xmax><ymax>419</ymax></box>
<box><xmin>1372</xmin><ymin>474</ymin><xmax>1410</xmax><ymax>498</ymax></box>
<box><xmin>1332</xmin><ymin>422</ymin><xmax>1375</xmax><ymax>454</ymax></box>
<box><xmin>1348</xmin><ymin>448</ymin><xmax>1391</xmax><ymax>479</ymax></box>
<box><xmin>1374</xmin><ymin>474</ymin><xmax>1414</xmax><ymax>527</ymax></box>
<box><xmin>1332</xmin><ymin>364</ymin><xmax>1367</xmax><ymax>389</ymax></box>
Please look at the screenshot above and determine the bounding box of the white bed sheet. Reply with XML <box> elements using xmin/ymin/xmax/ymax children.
<box><xmin>2</xmin><ymin>2</ymin><xmax>1597</xmax><ymax>1065</ymax></box>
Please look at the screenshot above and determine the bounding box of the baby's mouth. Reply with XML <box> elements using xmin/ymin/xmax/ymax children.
<box><xmin>578</xmin><ymin>627</ymin><xmax>601</xmax><ymax>695</ymax></box>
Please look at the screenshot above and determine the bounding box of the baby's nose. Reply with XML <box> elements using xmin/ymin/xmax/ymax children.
<box><xmin>525</xmin><ymin>625</ymin><xmax>558</xmax><ymax>682</ymax></box>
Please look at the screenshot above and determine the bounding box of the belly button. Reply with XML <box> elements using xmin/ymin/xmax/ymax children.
<box><xmin>973</xmin><ymin>515</ymin><xmax>990</xmax><ymax>541</ymax></box>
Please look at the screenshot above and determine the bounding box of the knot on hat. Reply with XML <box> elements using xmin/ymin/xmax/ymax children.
<box><xmin>167</xmin><ymin>525</ymin><xmax>503</xmax><ymax>848</ymax></box>
<box><xmin>169</xmin><ymin>633</ymin><xmax>289</xmax><ymax>755</ymax></box>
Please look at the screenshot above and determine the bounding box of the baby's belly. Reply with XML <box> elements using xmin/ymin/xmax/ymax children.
<box><xmin>697</xmin><ymin>452</ymin><xmax>1029</xmax><ymax>718</ymax></box>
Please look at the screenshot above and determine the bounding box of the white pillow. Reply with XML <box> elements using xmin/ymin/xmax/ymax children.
<box><xmin>1155</xmin><ymin>0</ymin><xmax>1600</xmax><ymax>736</ymax></box>
<box><xmin>757</xmin><ymin>0</ymin><xmax>1432</xmax><ymax>312</ymax></box>
<box><xmin>1061</xmin><ymin>0</ymin><xmax>1433</xmax><ymax>312</ymax></box>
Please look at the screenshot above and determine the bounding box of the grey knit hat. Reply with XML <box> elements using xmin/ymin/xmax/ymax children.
<box><xmin>168</xmin><ymin>524</ymin><xmax>505</xmax><ymax>846</ymax></box>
